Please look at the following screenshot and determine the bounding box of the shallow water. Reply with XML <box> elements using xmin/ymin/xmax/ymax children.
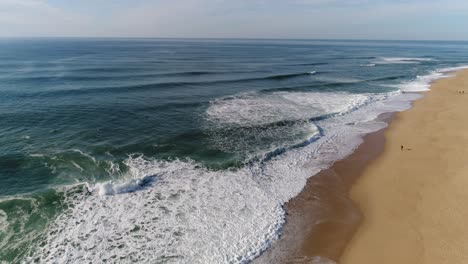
<box><xmin>1</xmin><ymin>38</ymin><xmax>468</xmax><ymax>263</ymax></box>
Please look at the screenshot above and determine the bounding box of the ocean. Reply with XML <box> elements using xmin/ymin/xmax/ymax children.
<box><xmin>1</xmin><ymin>38</ymin><xmax>468</xmax><ymax>263</ymax></box>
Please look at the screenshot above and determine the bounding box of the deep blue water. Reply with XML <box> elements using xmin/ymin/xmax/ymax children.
<box><xmin>1</xmin><ymin>39</ymin><xmax>468</xmax><ymax>263</ymax></box>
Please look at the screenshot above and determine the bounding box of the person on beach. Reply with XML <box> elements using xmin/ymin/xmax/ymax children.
<box><xmin>401</xmin><ymin>145</ymin><xmax>404</xmax><ymax>151</ymax></box>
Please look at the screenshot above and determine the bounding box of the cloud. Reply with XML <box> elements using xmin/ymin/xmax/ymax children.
<box><xmin>0</xmin><ymin>0</ymin><xmax>92</xmax><ymax>36</ymax></box>
<box><xmin>0</xmin><ymin>0</ymin><xmax>467</xmax><ymax>39</ymax></box>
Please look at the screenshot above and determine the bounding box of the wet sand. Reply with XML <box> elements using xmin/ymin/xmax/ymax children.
<box><xmin>255</xmin><ymin>114</ymin><xmax>392</xmax><ymax>263</ymax></box>
<box><xmin>340</xmin><ymin>69</ymin><xmax>468</xmax><ymax>263</ymax></box>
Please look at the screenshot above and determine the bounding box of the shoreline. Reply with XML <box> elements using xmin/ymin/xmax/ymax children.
<box><xmin>256</xmin><ymin>69</ymin><xmax>468</xmax><ymax>263</ymax></box>
<box><xmin>255</xmin><ymin>113</ymin><xmax>394</xmax><ymax>263</ymax></box>
<box><xmin>341</xmin><ymin>69</ymin><xmax>468</xmax><ymax>263</ymax></box>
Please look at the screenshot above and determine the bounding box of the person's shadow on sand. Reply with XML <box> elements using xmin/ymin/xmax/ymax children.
<box><xmin>401</xmin><ymin>145</ymin><xmax>412</xmax><ymax>151</ymax></box>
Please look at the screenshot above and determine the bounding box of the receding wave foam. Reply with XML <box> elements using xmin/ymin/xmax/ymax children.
<box><xmin>387</xmin><ymin>65</ymin><xmax>468</xmax><ymax>92</ymax></box>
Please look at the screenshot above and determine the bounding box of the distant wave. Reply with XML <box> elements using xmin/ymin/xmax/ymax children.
<box><xmin>2</xmin><ymin>69</ymin><xmax>270</xmax><ymax>82</ymax></box>
<box><xmin>378</xmin><ymin>57</ymin><xmax>434</xmax><ymax>64</ymax></box>
<box><xmin>263</xmin><ymin>82</ymin><xmax>354</xmax><ymax>93</ymax></box>
<box><xmin>283</xmin><ymin>62</ymin><xmax>328</xmax><ymax>66</ymax></box>
<box><xmin>354</xmin><ymin>56</ymin><xmax>377</xmax><ymax>59</ymax></box>
<box><xmin>382</xmin><ymin>57</ymin><xmax>433</xmax><ymax>62</ymax></box>
<box><xmin>260</xmin><ymin>71</ymin><xmax>317</xmax><ymax>80</ymax></box>
<box><xmin>369</xmin><ymin>75</ymin><xmax>407</xmax><ymax>82</ymax></box>
<box><xmin>332</xmin><ymin>56</ymin><xmax>377</xmax><ymax>60</ymax></box>
<box><xmin>8</xmin><ymin>71</ymin><xmax>321</xmax><ymax>98</ymax></box>
<box><xmin>6</xmin><ymin>72</ymin><xmax>408</xmax><ymax>101</ymax></box>
<box><xmin>263</xmin><ymin>75</ymin><xmax>406</xmax><ymax>93</ymax></box>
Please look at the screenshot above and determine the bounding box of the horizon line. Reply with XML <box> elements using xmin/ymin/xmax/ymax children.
<box><xmin>0</xmin><ymin>37</ymin><xmax>467</xmax><ymax>43</ymax></box>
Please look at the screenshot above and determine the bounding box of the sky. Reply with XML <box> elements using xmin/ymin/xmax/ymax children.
<box><xmin>0</xmin><ymin>0</ymin><xmax>468</xmax><ymax>40</ymax></box>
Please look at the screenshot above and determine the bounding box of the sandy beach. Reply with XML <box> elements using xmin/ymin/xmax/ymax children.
<box><xmin>255</xmin><ymin>115</ymin><xmax>391</xmax><ymax>264</ymax></box>
<box><xmin>341</xmin><ymin>69</ymin><xmax>468</xmax><ymax>263</ymax></box>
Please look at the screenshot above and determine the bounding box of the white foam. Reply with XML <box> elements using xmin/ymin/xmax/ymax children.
<box><xmin>29</xmin><ymin>157</ymin><xmax>286</xmax><ymax>263</ymax></box>
<box><xmin>378</xmin><ymin>57</ymin><xmax>433</xmax><ymax>64</ymax></box>
<box><xmin>383</xmin><ymin>57</ymin><xmax>433</xmax><ymax>61</ymax></box>
<box><xmin>397</xmin><ymin>72</ymin><xmax>444</xmax><ymax>92</ymax></box>
<box><xmin>205</xmin><ymin>91</ymin><xmax>370</xmax><ymax>158</ymax></box>
<box><xmin>69</xmin><ymin>149</ymin><xmax>97</xmax><ymax>163</ymax></box>
<box><xmin>438</xmin><ymin>65</ymin><xmax>468</xmax><ymax>74</ymax></box>
<box><xmin>388</xmin><ymin>65</ymin><xmax>468</xmax><ymax>92</ymax></box>
<box><xmin>71</xmin><ymin>161</ymin><xmax>84</xmax><ymax>172</ymax></box>
<box><xmin>360</xmin><ymin>63</ymin><xmax>376</xmax><ymax>67</ymax></box>
<box><xmin>206</xmin><ymin>91</ymin><xmax>370</xmax><ymax>127</ymax></box>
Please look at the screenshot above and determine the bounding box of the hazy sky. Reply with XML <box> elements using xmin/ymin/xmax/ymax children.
<box><xmin>1</xmin><ymin>0</ymin><xmax>468</xmax><ymax>40</ymax></box>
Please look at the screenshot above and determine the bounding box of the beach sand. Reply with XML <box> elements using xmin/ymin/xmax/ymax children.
<box><xmin>341</xmin><ymin>69</ymin><xmax>468</xmax><ymax>264</ymax></box>
<box><xmin>255</xmin><ymin>115</ymin><xmax>392</xmax><ymax>264</ymax></box>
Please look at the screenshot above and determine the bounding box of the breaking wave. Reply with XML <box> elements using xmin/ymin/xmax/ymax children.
<box><xmin>378</xmin><ymin>57</ymin><xmax>434</xmax><ymax>64</ymax></box>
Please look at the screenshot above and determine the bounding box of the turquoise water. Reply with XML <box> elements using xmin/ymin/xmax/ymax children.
<box><xmin>1</xmin><ymin>39</ymin><xmax>468</xmax><ymax>263</ymax></box>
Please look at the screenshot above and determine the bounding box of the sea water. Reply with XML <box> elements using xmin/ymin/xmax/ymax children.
<box><xmin>1</xmin><ymin>38</ymin><xmax>468</xmax><ymax>263</ymax></box>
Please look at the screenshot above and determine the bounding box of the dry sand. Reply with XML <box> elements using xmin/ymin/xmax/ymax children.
<box><xmin>341</xmin><ymin>69</ymin><xmax>468</xmax><ymax>264</ymax></box>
